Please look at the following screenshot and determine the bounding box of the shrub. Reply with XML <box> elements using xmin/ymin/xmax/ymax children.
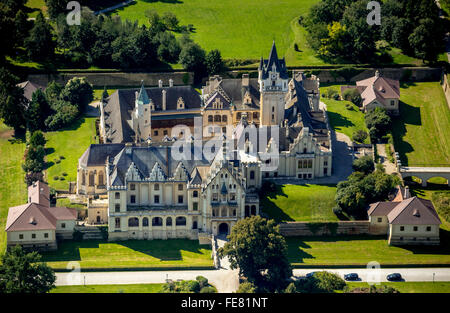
<box><xmin>432</xmin><ymin>191</ymin><xmax>450</xmax><ymax>223</ymax></box>
<box><xmin>236</xmin><ymin>282</ymin><xmax>257</xmax><ymax>293</ymax></box>
<box><xmin>326</xmin><ymin>88</ymin><xmax>339</xmax><ymax>99</ymax></box>
<box><xmin>352</xmin><ymin>156</ymin><xmax>375</xmax><ymax>174</ymax></box>
<box><xmin>199</xmin><ymin>286</ymin><xmax>216</xmax><ymax>293</ymax></box>
<box><xmin>187</xmin><ymin>280</ymin><xmax>200</xmax><ymax>293</ymax></box>
<box><xmin>53</xmin><ymin>176</ymin><xmax>59</xmax><ymax>180</ymax></box>
<box><xmin>342</xmin><ymin>88</ymin><xmax>362</xmax><ymax>107</ymax></box>
<box><xmin>345</xmin><ymin>103</ymin><xmax>353</xmax><ymax>110</ymax></box>
<box><xmin>196</xmin><ymin>276</ymin><xmax>209</xmax><ymax>288</ymax></box>
<box><xmin>352</xmin><ymin>130</ymin><xmax>368</xmax><ymax>143</ymax></box>
<box><xmin>55</xmin><ymin>159</ymin><xmax>61</xmax><ymax>164</ymax></box>
<box><xmin>62</xmin><ymin>172</ymin><xmax>67</xmax><ymax>176</ymax></box>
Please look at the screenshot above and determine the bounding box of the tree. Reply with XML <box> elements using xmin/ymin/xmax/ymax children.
<box><xmin>342</xmin><ymin>88</ymin><xmax>362</xmax><ymax>107</ymax></box>
<box><xmin>0</xmin><ymin>68</ymin><xmax>27</xmax><ymax>131</ymax></box>
<box><xmin>45</xmin><ymin>0</ymin><xmax>67</xmax><ymax>19</ymax></box>
<box><xmin>352</xmin><ymin>156</ymin><xmax>374</xmax><ymax>174</ymax></box>
<box><xmin>60</xmin><ymin>77</ymin><xmax>93</xmax><ymax>111</ymax></box>
<box><xmin>157</xmin><ymin>31</ymin><xmax>181</xmax><ymax>63</ymax></box>
<box><xmin>29</xmin><ymin>131</ymin><xmax>46</xmax><ymax>147</ymax></box>
<box><xmin>205</xmin><ymin>49</ymin><xmax>224</xmax><ymax>75</ymax></box>
<box><xmin>365</xmin><ymin>107</ymin><xmax>391</xmax><ymax>142</ymax></box>
<box><xmin>44</xmin><ymin>100</ymin><xmax>79</xmax><ymax>130</ymax></box>
<box><xmin>178</xmin><ymin>42</ymin><xmax>206</xmax><ymax>75</ymax></box>
<box><xmin>25</xmin><ymin>12</ymin><xmax>56</xmax><ymax>61</ymax></box>
<box><xmin>26</xmin><ymin>89</ymin><xmax>51</xmax><ymax>132</ymax></box>
<box><xmin>236</xmin><ymin>282</ymin><xmax>257</xmax><ymax>293</ymax></box>
<box><xmin>161</xmin><ymin>12</ymin><xmax>179</xmax><ymax>31</ymax></box>
<box><xmin>218</xmin><ymin>216</ymin><xmax>292</xmax><ymax>292</ymax></box>
<box><xmin>352</xmin><ymin>130</ymin><xmax>368</xmax><ymax>143</ymax></box>
<box><xmin>45</xmin><ymin>81</ymin><xmax>63</xmax><ymax>105</ymax></box>
<box><xmin>408</xmin><ymin>18</ymin><xmax>442</xmax><ymax>62</ymax></box>
<box><xmin>0</xmin><ymin>245</ymin><xmax>55</xmax><ymax>293</ymax></box>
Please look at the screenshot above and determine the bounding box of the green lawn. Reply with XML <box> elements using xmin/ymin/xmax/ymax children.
<box><xmin>51</xmin><ymin>283</ymin><xmax>164</xmax><ymax>293</ymax></box>
<box><xmin>392</xmin><ymin>82</ymin><xmax>450</xmax><ymax>167</ymax></box>
<box><xmin>0</xmin><ymin>123</ymin><xmax>28</xmax><ymax>254</ymax></box>
<box><xmin>112</xmin><ymin>0</ymin><xmax>320</xmax><ymax>63</ymax></box>
<box><xmin>40</xmin><ymin>239</ymin><xmax>214</xmax><ymax>269</ymax></box>
<box><xmin>25</xmin><ymin>0</ymin><xmax>47</xmax><ymax>18</ymax></box>
<box><xmin>345</xmin><ymin>282</ymin><xmax>450</xmax><ymax>293</ymax></box>
<box><xmin>286</xmin><ymin>235</ymin><xmax>450</xmax><ymax>266</ymax></box>
<box><xmin>320</xmin><ymin>85</ymin><xmax>370</xmax><ymax>143</ymax></box>
<box><xmin>45</xmin><ymin>116</ymin><xmax>98</xmax><ymax>191</ymax></box>
<box><xmin>261</xmin><ymin>184</ymin><xmax>339</xmax><ymax>223</ymax></box>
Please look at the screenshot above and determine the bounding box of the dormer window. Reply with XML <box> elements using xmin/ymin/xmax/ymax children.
<box><xmin>177</xmin><ymin>97</ymin><xmax>185</xmax><ymax>110</ymax></box>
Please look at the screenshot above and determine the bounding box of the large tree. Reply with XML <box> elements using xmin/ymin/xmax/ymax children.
<box><xmin>0</xmin><ymin>68</ymin><xmax>27</xmax><ymax>131</ymax></box>
<box><xmin>26</xmin><ymin>89</ymin><xmax>51</xmax><ymax>132</ymax></box>
<box><xmin>45</xmin><ymin>0</ymin><xmax>68</xmax><ymax>20</ymax></box>
<box><xmin>0</xmin><ymin>245</ymin><xmax>55</xmax><ymax>293</ymax></box>
<box><xmin>60</xmin><ymin>77</ymin><xmax>93</xmax><ymax>111</ymax></box>
<box><xmin>25</xmin><ymin>12</ymin><xmax>56</xmax><ymax>61</ymax></box>
<box><xmin>218</xmin><ymin>216</ymin><xmax>292</xmax><ymax>292</ymax></box>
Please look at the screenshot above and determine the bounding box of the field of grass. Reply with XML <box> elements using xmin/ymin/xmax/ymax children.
<box><xmin>0</xmin><ymin>123</ymin><xmax>28</xmax><ymax>254</ymax></box>
<box><xmin>112</xmin><ymin>0</ymin><xmax>319</xmax><ymax>63</ymax></box>
<box><xmin>45</xmin><ymin>116</ymin><xmax>98</xmax><ymax>191</ymax></box>
<box><xmin>40</xmin><ymin>239</ymin><xmax>213</xmax><ymax>269</ymax></box>
<box><xmin>345</xmin><ymin>282</ymin><xmax>450</xmax><ymax>293</ymax></box>
<box><xmin>320</xmin><ymin>85</ymin><xmax>370</xmax><ymax>143</ymax></box>
<box><xmin>260</xmin><ymin>184</ymin><xmax>339</xmax><ymax>223</ymax></box>
<box><xmin>51</xmin><ymin>283</ymin><xmax>164</xmax><ymax>293</ymax></box>
<box><xmin>392</xmin><ymin>82</ymin><xmax>450</xmax><ymax>167</ymax></box>
<box><xmin>286</xmin><ymin>235</ymin><xmax>450</xmax><ymax>266</ymax></box>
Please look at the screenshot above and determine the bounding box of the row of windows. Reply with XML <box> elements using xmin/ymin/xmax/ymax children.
<box><xmin>208</xmin><ymin>115</ymin><xmax>228</xmax><ymax>123</ymax></box>
<box><xmin>120</xmin><ymin>216</ymin><xmax>187</xmax><ymax>228</ymax></box>
<box><xmin>114</xmin><ymin>201</ymin><xmax>199</xmax><ymax>212</ymax></box>
<box><xmin>130</xmin><ymin>183</ymin><xmax>186</xmax><ymax>191</ymax></box>
<box><xmin>236</xmin><ymin>112</ymin><xmax>258</xmax><ymax>120</ymax></box>
<box><xmin>399</xmin><ymin>226</ymin><xmax>432</xmax><ymax>232</ymax></box>
<box><xmin>81</xmin><ymin>171</ymin><xmax>104</xmax><ymax>186</ymax></box>
<box><xmin>115</xmin><ymin>189</ymin><xmax>199</xmax><ymax>199</ymax></box>
<box><xmin>298</xmin><ymin>160</ymin><xmax>313</xmax><ymax>169</ymax></box>
<box><xmin>18</xmin><ymin>233</ymin><xmax>49</xmax><ymax>240</ymax></box>
<box><xmin>130</xmin><ymin>195</ymin><xmax>185</xmax><ymax>204</ymax></box>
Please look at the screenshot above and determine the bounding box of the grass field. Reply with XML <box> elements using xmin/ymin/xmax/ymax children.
<box><xmin>260</xmin><ymin>184</ymin><xmax>339</xmax><ymax>223</ymax></box>
<box><xmin>392</xmin><ymin>82</ymin><xmax>450</xmax><ymax>167</ymax></box>
<box><xmin>345</xmin><ymin>282</ymin><xmax>450</xmax><ymax>293</ymax></box>
<box><xmin>45</xmin><ymin>116</ymin><xmax>98</xmax><ymax>191</ymax></box>
<box><xmin>320</xmin><ymin>84</ymin><xmax>370</xmax><ymax>143</ymax></box>
<box><xmin>51</xmin><ymin>283</ymin><xmax>164</xmax><ymax>293</ymax></box>
<box><xmin>286</xmin><ymin>235</ymin><xmax>450</xmax><ymax>266</ymax></box>
<box><xmin>40</xmin><ymin>239</ymin><xmax>213</xmax><ymax>269</ymax></box>
<box><xmin>0</xmin><ymin>123</ymin><xmax>28</xmax><ymax>254</ymax></box>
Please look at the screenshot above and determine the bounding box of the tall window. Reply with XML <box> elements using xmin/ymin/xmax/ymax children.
<box><xmin>89</xmin><ymin>172</ymin><xmax>95</xmax><ymax>186</ymax></box>
<box><xmin>178</xmin><ymin>184</ymin><xmax>183</xmax><ymax>191</ymax></box>
<box><xmin>250</xmin><ymin>171</ymin><xmax>255</xmax><ymax>179</ymax></box>
<box><xmin>154</xmin><ymin>195</ymin><xmax>160</xmax><ymax>204</ymax></box>
<box><xmin>154</xmin><ymin>184</ymin><xmax>159</xmax><ymax>191</ymax></box>
<box><xmin>115</xmin><ymin>218</ymin><xmax>121</xmax><ymax>228</ymax></box>
<box><xmin>143</xmin><ymin>217</ymin><xmax>149</xmax><ymax>227</ymax></box>
<box><xmin>130</xmin><ymin>184</ymin><xmax>135</xmax><ymax>190</ymax></box>
<box><xmin>130</xmin><ymin>195</ymin><xmax>136</xmax><ymax>204</ymax></box>
<box><xmin>166</xmin><ymin>217</ymin><xmax>172</xmax><ymax>226</ymax></box>
<box><xmin>178</xmin><ymin>195</ymin><xmax>183</xmax><ymax>204</ymax></box>
<box><xmin>98</xmin><ymin>171</ymin><xmax>104</xmax><ymax>185</ymax></box>
<box><xmin>193</xmin><ymin>190</ymin><xmax>198</xmax><ymax>198</ymax></box>
<box><xmin>152</xmin><ymin>217</ymin><xmax>163</xmax><ymax>226</ymax></box>
<box><xmin>115</xmin><ymin>192</ymin><xmax>120</xmax><ymax>199</ymax></box>
<box><xmin>115</xmin><ymin>204</ymin><xmax>120</xmax><ymax>212</ymax></box>
<box><xmin>193</xmin><ymin>202</ymin><xmax>198</xmax><ymax>211</ymax></box>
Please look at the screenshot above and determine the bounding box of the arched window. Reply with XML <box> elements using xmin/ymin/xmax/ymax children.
<box><xmin>214</xmin><ymin>115</ymin><xmax>221</xmax><ymax>122</ymax></box>
<box><xmin>208</xmin><ymin>115</ymin><xmax>213</xmax><ymax>122</ymax></box>
<box><xmin>81</xmin><ymin>171</ymin><xmax>86</xmax><ymax>185</ymax></box>
<box><xmin>98</xmin><ymin>171</ymin><xmax>104</xmax><ymax>185</ymax></box>
<box><xmin>166</xmin><ymin>217</ymin><xmax>172</xmax><ymax>226</ymax></box>
<box><xmin>222</xmin><ymin>115</ymin><xmax>227</xmax><ymax>122</ymax></box>
<box><xmin>89</xmin><ymin>172</ymin><xmax>95</xmax><ymax>186</ymax></box>
<box><xmin>192</xmin><ymin>221</ymin><xmax>198</xmax><ymax>229</ymax></box>
<box><xmin>128</xmin><ymin>217</ymin><xmax>139</xmax><ymax>227</ymax></box>
<box><xmin>143</xmin><ymin>217</ymin><xmax>149</xmax><ymax>227</ymax></box>
<box><xmin>152</xmin><ymin>217</ymin><xmax>163</xmax><ymax>226</ymax></box>
<box><xmin>176</xmin><ymin>216</ymin><xmax>186</xmax><ymax>226</ymax></box>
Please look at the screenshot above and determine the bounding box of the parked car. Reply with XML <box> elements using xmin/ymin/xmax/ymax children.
<box><xmin>344</xmin><ymin>273</ymin><xmax>359</xmax><ymax>281</ymax></box>
<box><xmin>387</xmin><ymin>273</ymin><xmax>402</xmax><ymax>281</ymax></box>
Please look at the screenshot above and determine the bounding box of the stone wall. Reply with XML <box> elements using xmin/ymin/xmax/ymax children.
<box><xmin>27</xmin><ymin>71</ymin><xmax>194</xmax><ymax>88</ymax></box>
<box><xmin>279</xmin><ymin>221</ymin><xmax>371</xmax><ymax>237</ymax></box>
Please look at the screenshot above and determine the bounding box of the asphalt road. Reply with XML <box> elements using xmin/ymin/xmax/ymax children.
<box><xmin>55</xmin><ymin>268</ymin><xmax>450</xmax><ymax>292</ymax></box>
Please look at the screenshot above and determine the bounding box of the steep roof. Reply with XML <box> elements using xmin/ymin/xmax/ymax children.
<box><xmin>79</xmin><ymin>143</ymin><xmax>125</xmax><ymax>167</ymax></box>
<box><xmin>387</xmin><ymin>197</ymin><xmax>441</xmax><ymax>225</ymax></box>
<box><xmin>17</xmin><ymin>81</ymin><xmax>45</xmax><ymax>102</ymax></box>
<box><xmin>28</xmin><ymin>181</ymin><xmax>50</xmax><ymax>207</ymax></box>
<box><xmin>356</xmin><ymin>72</ymin><xmax>400</xmax><ymax>106</ymax></box>
<box><xmin>259</xmin><ymin>41</ymin><xmax>289</xmax><ymax>80</ymax></box>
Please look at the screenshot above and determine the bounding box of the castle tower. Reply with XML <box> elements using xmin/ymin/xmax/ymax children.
<box><xmin>133</xmin><ymin>81</ymin><xmax>151</xmax><ymax>142</ymax></box>
<box><xmin>258</xmin><ymin>41</ymin><xmax>289</xmax><ymax>126</ymax></box>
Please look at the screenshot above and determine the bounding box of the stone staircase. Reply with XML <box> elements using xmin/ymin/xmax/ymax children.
<box><xmin>75</xmin><ymin>226</ymin><xmax>105</xmax><ymax>240</ymax></box>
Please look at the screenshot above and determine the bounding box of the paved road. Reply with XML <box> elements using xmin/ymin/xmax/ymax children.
<box><xmin>293</xmin><ymin>268</ymin><xmax>450</xmax><ymax>283</ymax></box>
<box><xmin>55</xmin><ymin>267</ymin><xmax>450</xmax><ymax>292</ymax></box>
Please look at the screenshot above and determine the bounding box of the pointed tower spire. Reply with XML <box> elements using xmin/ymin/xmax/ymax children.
<box><xmin>137</xmin><ymin>80</ymin><xmax>150</xmax><ymax>105</ymax></box>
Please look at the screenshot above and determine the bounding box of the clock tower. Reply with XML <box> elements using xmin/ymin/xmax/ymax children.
<box><xmin>258</xmin><ymin>41</ymin><xmax>289</xmax><ymax>126</ymax></box>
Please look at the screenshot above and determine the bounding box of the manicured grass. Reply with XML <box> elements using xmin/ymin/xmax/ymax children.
<box><xmin>45</xmin><ymin>116</ymin><xmax>98</xmax><ymax>191</ymax></box>
<box><xmin>392</xmin><ymin>82</ymin><xmax>450</xmax><ymax>167</ymax></box>
<box><xmin>51</xmin><ymin>283</ymin><xmax>164</xmax><ymax>293</ymax></box>
<box><xmin>261</xmin><ymin>184</ymin><xmax>339</xmax><ymax>223</ymax></box>
<box><xmin>56</xmin><ymin>198</ymin><xmax>87</xmax><ymax>210</ymax></box>
<box><xmin>320</xmin><ymin>85</ymin><xmax>370</xmax><ymax>143</ymax></box>
<box><xmin>113</xmin><ymin>0</ymin><xmax>320</xmax><ymax>62</ymax></box>
<box><xmin>93</xmin><ymin>88</ymin><xmax>117</xmax><ymax>102</ymax></box>
<box><xmin>286</xmin><ymin>235</ymin><xmax>450</xmax><ymax>266</ymax></box>
<box><xmin>345</xmin><ymin>282</ymin><xmax>450</xmax><ymax>293</ymax></box>
<box><xmin>25</xmin><ymin>0</ymin><xmax>47</xmax><ymax>18</ymax></box>
<box><xmin>0</xmin><ymin>122</ymin><xmax>28</xmax><ymax>254</ymax></box>
<box><xmin>40</xmin><ymin>239</ymin><xmax>213</xmax><ymax>269</ymax></box>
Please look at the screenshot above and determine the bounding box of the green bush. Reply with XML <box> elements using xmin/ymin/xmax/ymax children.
<box><xmin>432</xmin><ymin>191</ymin><xmax>450</xmax><ymax>223</ymax></box>
<box><xmin>326</xmin><ymin>88</ymin><xmax>339</xmax><ymax>99</ymax></box>
<box><xmin>352</xmin><ymin>130</ymin><xmax>368</xmax><ymax>143</ymax></box>
<box><xmin>343</xmin><ymin>88</ymin><xmax>362</xmax><ymax>107</ymax></box>
<box><xmin>236</xmin><ymin>282</ymin><xmax>257</xmax><ymax>293</ymax></box>
<box><xmin>53</xmin><ymin>176</ymin><xmax>59</xmax><ymax>180</ymax></box>
<box><xmin>196</xmin><ymin>276</ymin><xmax>209</xmax><ymax>288</ymax></box>
<box><xmin>62</xmin><ymin>172</ymin><xmax>68</xmax><ymax>176</ymax></box>
<box><xmin>199</xmin><ymin>286</ymin><xmax>216</xmax><ymax>293</ymax></box>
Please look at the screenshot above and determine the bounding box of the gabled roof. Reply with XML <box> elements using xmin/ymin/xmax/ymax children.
<box><xmin>17</xmin><ymin>81</ymin><xmax>45</xmax><ymax>102</ymax></box>
<box><xmin>367</xmin><ymin>201</ymin><xmax>399</xmax><ymax>216</ymax></box>
<box><xmin>28</xmin><ymin>181</ymin><xmax>50</xmax><ymax>207</ymax></box>
<box><xmin>356</xmin><ymin>72</ymin><xmax>400</xmax><ymax>106</ymax></box>
<box><xmin>387</xmin><ymin>197</ymin><xmax>441</xmax><ymax>225</ymax></box>
<box><xmin>79</xmin><ymin>144</ymin><xmax>125</xmax><ymax>167</ymax></box>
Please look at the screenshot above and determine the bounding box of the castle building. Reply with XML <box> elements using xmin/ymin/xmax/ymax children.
<box><xmin>79</xmin><ymin>42</ymin><xmax>333</xmax><ymax>241</ymax></box>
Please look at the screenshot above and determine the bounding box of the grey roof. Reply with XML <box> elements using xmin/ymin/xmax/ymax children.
<box><xmin>17</xmin><ymin>81</ymin><xmax>45</xmax><ymax>102</ymax></box>
<box><xmin>258</xmin><ymin>41</ymin><xmax>289</xmax><ymax>80</ymax></box>
<box><xmin>109</xmin><ymin>145</ymin><xmax>213</xmax><ymax>186</ymax></box>
<box><xmin>79</xmin><ymin>144</ymin><xmax>125</xmax><ymax>167</ymax></box>
<box><xmin>387</xmin><ymin>197</ymin><xmax>441</xmax><ymax>225</ymax></box>
<box><xmin>367</xmin><ymin>201</ymin><xmax>399</xmax><ymax>216</ymax></box>
<box><xmin>103</xmin><ymin>86</ymin><xmax>201</xmax><ymax>143</ymax></box>
<box><xmin>203</xmin><ymin>78</ymin><xmax>260</xmax><ymax>110</ymax></box>
<box><xmin>189</xmin><ymin>167</ymin><xmax>203</xmax><ymax>185</ymax></box>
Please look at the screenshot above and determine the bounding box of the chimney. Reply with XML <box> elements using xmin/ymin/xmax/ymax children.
<box><xmin>242</xmin><ymin>74</ymin><xmax>249</xmax><ymax>87</ymax></box>
<box><xmin>169</xmin><ymin>79</ymin><xmax>173</xmax><ymax>87</ymax></box>
<box><xmin>158</xmin><ymin>79</ymin><xmax>163</xmax><ymax>88</ymax></box>
<box><xmin>404</xmin><ymin>186</ymin><xmax>411</xmax><ymax>199</ymax></box>
<box><xmin>375</xmin><ymin>70</ymin><xmax>380</xmax><ymax>78</ymax></box>
<box><xmin>162</xmin><ymin>89</ymin><xmax>167</xmax><ymax>110</ymax></box>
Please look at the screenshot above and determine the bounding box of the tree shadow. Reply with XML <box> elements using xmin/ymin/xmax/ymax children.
<box><xmin>390</xmin><ymin>100</ymin><xmax>421</xmax><ymax>166</ymax></box>
<box><xmin>327</xmin><ymin>111</ymin><xmax>355</xmax><ymax>129</ymax></box>
<box><xmin>285</xmin><ymin>237</ymin><xmax>314</xmax><ymax>263</ymax></box>
<box><xmin>260</xmin><ymin>184</ymin><xmax>293</xmax><ymax>223</ymax></box>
